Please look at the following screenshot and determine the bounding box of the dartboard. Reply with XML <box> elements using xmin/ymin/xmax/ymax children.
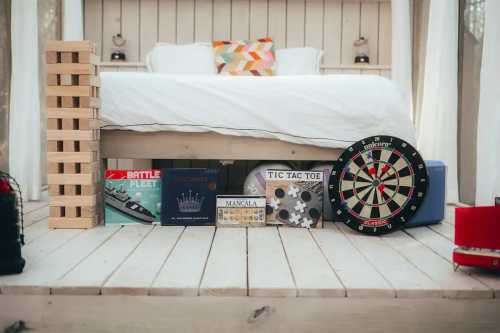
<box><xmin>329</xmin><ymin>136</ymin><xmax>428</xmax><ymax>235</ymax></box>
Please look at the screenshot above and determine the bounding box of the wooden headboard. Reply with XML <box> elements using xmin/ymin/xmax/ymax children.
<box><xmin>84</xmin><ymin>0</ymin><xmax>392</xmax><ymax>76</ymax></box>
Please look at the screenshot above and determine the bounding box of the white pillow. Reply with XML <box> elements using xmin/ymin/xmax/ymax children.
<box><xmin>146</xmin><ymin>43</ymin><xmax>216</xmax><ymax>75</ymax></box>
<box><xmin>275</xmin><ymin>47</ymin><xmax>323</xmax><ymax>75</ymax></box>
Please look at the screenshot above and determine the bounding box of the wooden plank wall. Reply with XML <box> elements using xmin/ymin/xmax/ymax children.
<box><xmin>83</xmin><ymin>0</ymin><xmax>392</xmax><ymax>175</ymax></box>
<box><xmin>84</xmin><ymin>0</ymin><xmax>392</xmax><ymax>77</ymax></box>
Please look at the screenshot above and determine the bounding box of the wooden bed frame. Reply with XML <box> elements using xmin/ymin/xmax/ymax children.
<box><xmin>45</xmin><ymin>40</ymin><xmax>342</xmax><ymax>229</ymax></box>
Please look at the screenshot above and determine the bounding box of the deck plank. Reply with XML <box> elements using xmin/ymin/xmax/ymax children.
<box><xmin>199</xmin><ymin>228</ymin><xmax>247</xmax><ymax>296</ymax></box>
<box><xmin>23</xmin><ymin>191</ymin><xmax>48</xmax><ymax>215</ymax></box>
<box><xmin>23</xmin><ymin>218</ymin><xmax>50</xmax><ymax>244</ymax></box>
<box><xmin>53</xmin><ymin>225</ymin><xmax>153</xmax><ymax>295</ymax></box>
<box><xmin>0</xmin><ymin>229</ymin><xmax>82</xmax><ymax>291</ymax></box>
<box><xmin>0</xmin><ymin>226</ymin><xmax>120</xmax><ymax>295</ymax></box>
<box><xmin>337</xmin><ymin>223</ymin><xmax>442</xmax><ymax>298</ymax></box>
<box><xmin>278</xmin><ymin>228</ymin><xmax>345</xmax><ymax>297</ymax></box>
<box><xmin>151</xmin><ymin>226</ymin><xmax>215</xmax><ymax>296</ymax></box>
<box><xmin>247</xmin><ymin>227</ymin><xmax>296</xmax><ymax>297</ymax></box>
<box><xmin>383</xmin><ymin>231</ymin><xmax>492</xmax><ymax>299</ymax></box>
<box><xmin>23</xmin><ymin>206</ymin><xmax>49</xmax><ymax>227</ymax></box>
<box><xmin>311</xmin><ymin>227</ymin><xmax>395</xmax><ymax>298</ymax></box>
<box><xmin>102</xmin><ymin>226</ymin><xmax>184</xmax><ymax>296</ymax></box>
<box><xmin>405</xmin><ymin>226</ymin><xmax>500</xmax><ymax>296</ymax></box>
<box><xmin>428</xmin><ymin>223</ymin><xmax>454</xmax><ymax>241</ymax></box>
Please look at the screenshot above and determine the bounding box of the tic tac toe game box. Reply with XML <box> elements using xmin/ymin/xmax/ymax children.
<box><xmin>104</xmin><ymin>170</ymin><xmax>161</xmax><ymax>225</ymax></box>
<box><xmin>265</xmin><ymin>170</ymin><xmax>323</xmax><ymax>228</ymax></box>
<box><xmin>161</xmin><ymin>168</ymin><xmax>217</xmax><ymax>226</ymax></box>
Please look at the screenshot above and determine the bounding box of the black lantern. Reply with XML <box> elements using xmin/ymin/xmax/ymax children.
<box><xmin>354</xmin><ymin>37</ymin><xmax>370</xmax><ymax>64</ymax></box>
<box><xmin>110</xmin><ymin>33</ymin><xmax>127</xmax><ymax>61</ymax></box>
<box><xmin>0</xmin><ymin>171</ymin><xmax>26</xmax><ymax>275</ymax></box>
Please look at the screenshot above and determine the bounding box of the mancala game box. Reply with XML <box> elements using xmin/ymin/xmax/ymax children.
<box><xmin>104</xmin><ymin>169</ymin><xmax>161</xmax><ymax>225</ymax></box>
<box><xmin>161</xmin><ymin>168</ymin><xmax>217</xmax><ymax>226</ymax></box>
<box><xmin>216</xmin><ymin>195</ymin><xmax>266</xmax><ymax>227</ymax></box>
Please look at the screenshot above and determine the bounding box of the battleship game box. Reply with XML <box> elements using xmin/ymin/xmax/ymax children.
<box><xmin>104</xmin><ymin>170</ymin><xmax>161</xmax><ymax>225</ymax></box>
<box><xmin>265</xmin><ymin>170</ymin><xmax>324</xmax><ymax>228</ymax></box>
<box><xmin>161</xmin><ymin>168</ymin><xmax>217</xmax><ymax>226</ymax></box>
<box><xmin>216</xmin><ymin>195</ymin><xmax>266</xmax><ymax>227</ymax></box>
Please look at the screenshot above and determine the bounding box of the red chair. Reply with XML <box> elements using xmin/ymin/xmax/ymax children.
<box><xmin>453</xmin><ymin>205</ymin><xmax>500</xmax><ymax>270</ymax></box>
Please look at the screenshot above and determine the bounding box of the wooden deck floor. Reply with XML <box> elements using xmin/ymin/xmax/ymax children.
<box><xmin>2</xmin><ymin>197</ymin><xmax>499</xmax><ymax>299</ymax></box>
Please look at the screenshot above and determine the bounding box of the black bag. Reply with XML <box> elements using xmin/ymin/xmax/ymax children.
<box><xmin>0</xmin><ymin>171</ymin><xmax>26</xmax><ymax>275</ymax></box>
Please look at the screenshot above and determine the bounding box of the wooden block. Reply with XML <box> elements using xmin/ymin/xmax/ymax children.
<box><xmin>81</xmin><ymin>97</ymin><xmax>100</xmax><ymax>108</ymax></box>
<box><xmin>66</xmin><ymin>207</ymin><xmax>78</xmax><ymax>218</ymax></box>
<box><xmin>60</xmin><ymin>74</ymin><xmax>73</xmax><ymax>86</ymax></box>
<box><xmin>46</xmin><ymin>40</ymin><xmax>93</xmax><ymax>52</ymax></box>
<box><xmin>80</xmin><ymin>141</ymin><xmax>99</xmax><ymax>152</ymax></box>
<box><xmin>47</xmin><ymin>130</ymin><xmax>96</xmax><ymax>141</ymax></box>
<box><xmin>61</xmin><ymin>52</ymin><xmax>74</xmax><ymax>63</ymax></box>
<box><xmin>48</xmin><ymin>152</ymin><xmax>96</xmax><ymax>163</ymax></box>
<box><xmin>79</xmin><ymin>119</ymin><xmax>100</xmax><ymax>130</ymax></box>
<box><xmin>61</xmin><ymin>119</ymin><xmax>74</xmax><ymax>130</ymax></box>
<box><xmin>78</xmin><ymin>51</ymin><xmax>100</xmax><ymax>65</ymax></box>
<box><xmin>46</xmin><ymin>51</ymin><xmax>58</xmax><ymax>64</ymax></box>
<box><xmin>81</xmin><ymin>207</ymin><xmax>96</xmax><ymax>218</ymax></box>
<box><xmin>63</xmin><ymin>163</ymin><xmax>77</xmax><ymax>173</ymax></box>
<box><xmin>48</xmin><ymin>185</ymin><xmax>62</xmax><ymax>196</ymax></box>
<box><xmin>49</xmin><ymin>206</ymin><xmax>63</xmax><ymax>218</ymax></box>
<box><xmin>48</xmin><ymin>217</ymin><xmax>96</xmax><ymax>229</ymax></box>
<box><xmin>49</xmin><ymin>195</ymin><xmax>96</xmax><ymax>207</ymax></box>
<box><xmin>62</xmin><ymin>96</ymin><xmax>76</xmax><ymax>108</ymax></box>
<box><xmin>48</xmin><ymin>173</ymin><xmax>94</xmax><ymax>185</ymax></box>
<box><xmin>47</xmin><ymin>108</ymin><xmax>95</xmax><ymax>119</ymax></box>
<box><xmin>63</xmin><ymin>141</ymin><xmax>75</xmax><ymax>152</ymax></box>
<box><xmin>47</xmin><ymin>141</ymin><xmax>59</xmax><ymax>152</ymax></box>
<box><xmin>82</xmin><ymin>185</ymin><xmax>97</xmax><ymax>195</ymax></box>
<box><xmin>79</xmin><ymin>75</ymin><xmax>100</xmax><ymax>87</ymax></box>
<box><xmin>47</xmin><ymin>119</ymin><xmax>60</xmax><ymax>130</ymax></box>
<box><xmin>47</xmin><ymin>86</ymin><xmax>93</xmax><ymax>97</ymax></box>
<box><xmin>65</xmin><ymin>185</ymin><xmax>77</xmax><ymax>195</ymax></box>
<box><xmin>81</xmin><ymin>161</ymin><xmax>99</xmax><ymax>174</ymax></box>
<box><xmin>46</xmin><ymin>96</ymin><xmax>59</xmax><ymax>107</ymax></box>
<box><xmin>47</xmin><ymin>63</ymin><xmax>95</xmax><ymax>75</ymax></box>
<box><xmin>47</xmin><ymin>74</ymin><xmax>58</xmax><ymax>86</ymax></box>
<box><xmin>48</xmin><ymin>162</ymin><xmax>59</xmax><ymax>174</ymax></box>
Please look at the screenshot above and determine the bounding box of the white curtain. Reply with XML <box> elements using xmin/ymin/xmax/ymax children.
<box><xmin>391</xmin><ymin>0</ymin><xmax>413</xmax><ymax>120</ymax></box>
<box><xmin>9</xmin><ymin>0</ymin><xmax>42</xmax><ymax>201</ymax></box>
<box><xmin>475</xmin><ymin>0</ymin><xmax>500</xmax><ymax>205</ymax></box>
<box><xmin>63</xmin><ymin>0</ymin><xmax>83</xmax><ymax>41</ymax></box>
<box><xmin>417</xmin><ymin>0</ymin><xmax>459</xmax><ymax>203</ymax></box>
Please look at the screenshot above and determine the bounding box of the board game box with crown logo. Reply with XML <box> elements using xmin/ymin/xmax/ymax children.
<box><xmin>161</xmin><ymin>168</ymin><xmax>217</xmax><ymax>226</ymax></box>
<box><xmin>265</xmin><ymin>170</ymin><xmax>324</xmax><ymax>228</ymax></box>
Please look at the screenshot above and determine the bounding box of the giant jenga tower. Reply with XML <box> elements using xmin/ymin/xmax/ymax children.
<box><xmin>45</xmin><ymin>41</ymin><xmax>100</xmax><ymax>229</ymax></box>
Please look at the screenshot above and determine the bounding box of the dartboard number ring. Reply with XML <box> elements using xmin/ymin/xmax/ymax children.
<box><xmin>329</xmin><ymin>136</ymin><xmax>428</xmax><ymax>235</ymax></box>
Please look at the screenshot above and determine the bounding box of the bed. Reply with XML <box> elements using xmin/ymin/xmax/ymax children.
<box><xmin>99</xmin><ymin>72</ymin><xmax>415</xmax><ymax>161</ymax></box>
<box><xmin>45</xmin><ymin>40</ymin><xmax>416</xmax><ymax>228</ymax></box>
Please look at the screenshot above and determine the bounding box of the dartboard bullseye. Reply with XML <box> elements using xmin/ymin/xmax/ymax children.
<box><xmin>329</xmin><ymin>136</ymin><xmax>428</xmax><ymax>235</ymax></box>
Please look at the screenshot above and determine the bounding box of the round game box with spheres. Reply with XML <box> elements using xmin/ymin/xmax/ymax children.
<box><xmin>244</xmin><ymin>163</ymin><xmax>292</xmax><ymax>195</ymax></box>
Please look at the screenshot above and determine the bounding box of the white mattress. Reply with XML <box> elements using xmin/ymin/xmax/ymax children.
<box><xmin>100</xmin><ymin>72</ymin><xmax>416</xmax><ymax>149</ymax></box>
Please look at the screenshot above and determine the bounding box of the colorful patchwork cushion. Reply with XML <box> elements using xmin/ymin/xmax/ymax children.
<box><xmin>212</xmin><ymin>38</ymin><xmax>275</xmax><ymax>76</ymax></box>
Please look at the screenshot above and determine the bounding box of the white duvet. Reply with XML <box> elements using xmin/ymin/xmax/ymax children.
<box><xmin>100</xmin><ymin>72</ymin><xmax>416</xmax><ymax>149</ymax></box>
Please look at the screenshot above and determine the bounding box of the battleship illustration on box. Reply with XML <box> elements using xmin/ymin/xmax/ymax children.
<box><xmin>104</xmin><ymin>170</ymin><xmax>161</xmax><ymax>225</ymax></box>
<box><xmin>161</xmin><ymin>168</ymin><xmax>217</xmax><ymax>226</ymax></box>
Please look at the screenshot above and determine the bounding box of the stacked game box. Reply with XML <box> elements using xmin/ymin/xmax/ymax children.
<box><xmin>104</xmin><ymin>170</ymin><xmax>161</xmax><ymax>225</ymax></box>
<box><xmin>265</xmin><ymin>170</ymin><xmax>324</xmax><ymax>228</ymax></box>
<box><xmin>216</xmin><ymin>195</ymin><xmax>266</xmax><ymax>227</ymax></box>
<box><xmin>161</xmin><ymin>168</ymin><xmax>217</xmax><ymax>226</ymax></box>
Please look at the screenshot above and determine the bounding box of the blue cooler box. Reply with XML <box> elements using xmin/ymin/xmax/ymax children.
<box><xmin>406</xmin><ymin>160</ymin><xmax>446</xmax><ymax>228</ymax></box>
